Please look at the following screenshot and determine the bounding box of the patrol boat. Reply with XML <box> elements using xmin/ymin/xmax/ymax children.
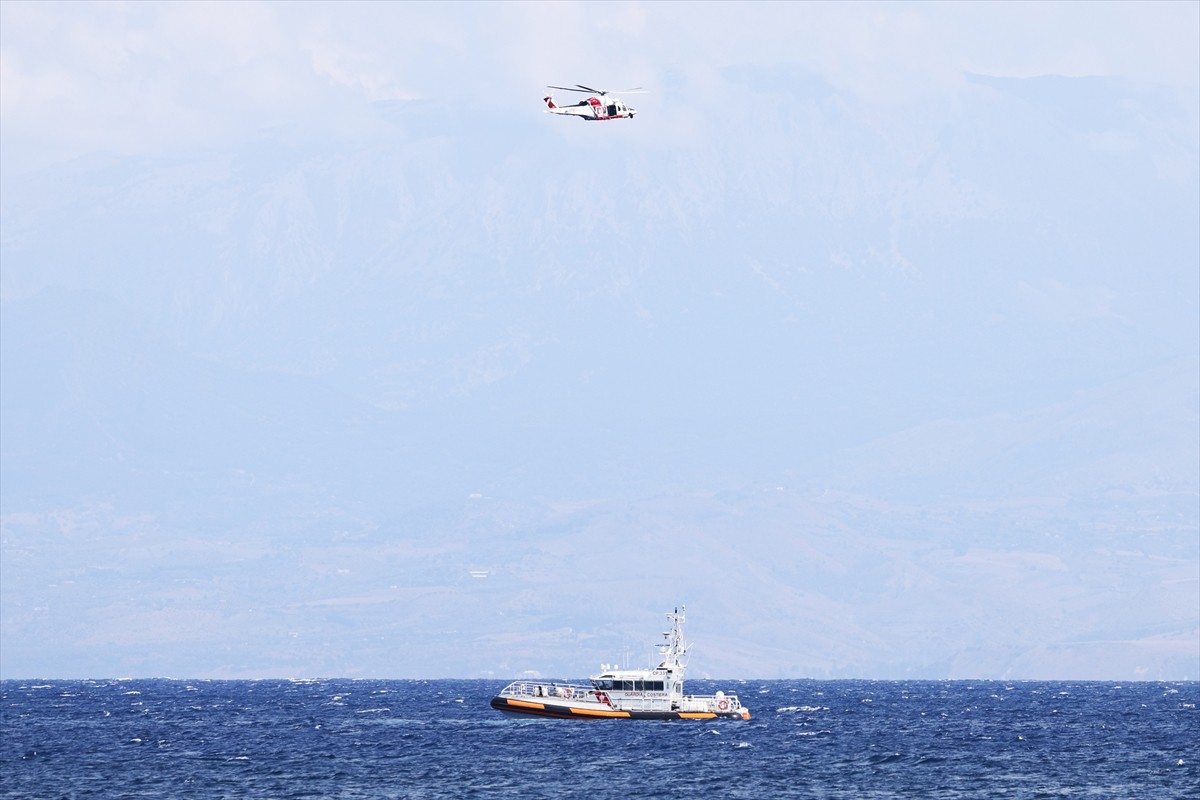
<box><xmin>490</xmin><ymin>607</ymin><xmax>750</xmax><ymax>720</ymax></box>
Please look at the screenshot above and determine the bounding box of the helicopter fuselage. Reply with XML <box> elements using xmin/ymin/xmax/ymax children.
<box><xmin>543</xmin><ymin>94</ymin><xmax>636</xmax><ymax>121</ymax></box>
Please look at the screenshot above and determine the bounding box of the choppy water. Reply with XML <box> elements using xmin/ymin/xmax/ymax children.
<box><xmin>2</xmin><ymin>679</ymin><xmax>1197</xmax><ymax>798</ymax></box>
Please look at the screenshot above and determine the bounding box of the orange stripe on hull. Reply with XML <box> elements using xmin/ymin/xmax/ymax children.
<box><xmin>567</xmin><ymin>706</ymin><xmax>631</xmax><ymax>718</ymax></box>
<box><xmin>505</xmin><ymin>699</ymin><xmax>545</xmax><ymax>710</ymax></box>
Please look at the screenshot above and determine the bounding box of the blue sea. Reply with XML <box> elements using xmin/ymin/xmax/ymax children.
<box><xmin>2</xmin><ymin>679</ymin><xmax>1197</xmax><ymax>798</ymax></box>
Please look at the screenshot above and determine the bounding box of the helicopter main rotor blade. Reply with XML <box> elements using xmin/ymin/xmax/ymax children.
<box><xmin>548</xmin><ymin>83</ymin><xmax>647</xmax><ymax>96</ymax></box>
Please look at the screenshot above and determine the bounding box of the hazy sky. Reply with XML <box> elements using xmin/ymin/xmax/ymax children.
<box><xmin>1</xmin><ymin>1</ymin><xmax>1197</xmax><ymax>680</ymax></box>
<box><xmin>3</xmin><ymin>1</ymin><xmax>1197</xmax><ymax>171</ymax></box>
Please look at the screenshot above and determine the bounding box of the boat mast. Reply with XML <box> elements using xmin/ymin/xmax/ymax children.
<box><xmin>659</xmin><ymin>606</ymin><xmax>689</xmax><ymax>679</ymax></box>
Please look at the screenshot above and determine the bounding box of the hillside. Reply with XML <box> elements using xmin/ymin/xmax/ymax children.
<box><xmin>2</xmin><ymin>68</ymin><xmax>1197</xmax><ymax>680</ymax></box>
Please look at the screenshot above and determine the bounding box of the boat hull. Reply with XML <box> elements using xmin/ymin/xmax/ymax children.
<box><xmin>490</xmin><ymin>695</ymin><xmax>750</xmax><ymax>721</ymax></box>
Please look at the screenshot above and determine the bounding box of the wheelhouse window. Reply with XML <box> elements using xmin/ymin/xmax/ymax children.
<box><xmin>596</xmin><ymin>678</ymin><xmax>665</xmax><ymax>692</ymax></box>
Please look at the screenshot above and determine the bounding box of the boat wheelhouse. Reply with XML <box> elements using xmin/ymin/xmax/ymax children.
<box><xmin>490</xmin><ymin>607</ymin><xmax>750</xmax><ymax>720</ymax></box>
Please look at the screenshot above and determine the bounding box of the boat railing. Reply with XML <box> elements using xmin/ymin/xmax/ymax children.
<box><xmin>499</xmin><ymin>681</ymin><xmax>745</xmax><ymax>713</ymax></box>
<box><xmin>498</xmin><ymin>680</ymin><xmax>596</xmax><ymax>701</ymax></box>
<box><xmin>681</xmin><ymin>693</ymin><xmax>744</xmax><ymax>713</ymax></box>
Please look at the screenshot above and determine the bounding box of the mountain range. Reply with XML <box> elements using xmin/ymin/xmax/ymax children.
<box><xmin>1</xmin><ymin>71</ymin><xmax>1196</xmax><ymax>679</ymax></box>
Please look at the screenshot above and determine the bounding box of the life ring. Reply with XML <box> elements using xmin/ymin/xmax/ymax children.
<box><xmin>717</xmin><ymin>699</ymin><xmax>730</xmax><ymax>711</ymax></box>
<box><xmin>563</xmin><ymin>686</ymin><xmax>574</xmax><ymax>698</ymax></box>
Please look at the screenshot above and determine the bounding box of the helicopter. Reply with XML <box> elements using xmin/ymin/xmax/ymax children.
<box><xmin>543</xmin><ymin>84</ymin><xmax>644</xmax><ymax>121</ymax></box>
